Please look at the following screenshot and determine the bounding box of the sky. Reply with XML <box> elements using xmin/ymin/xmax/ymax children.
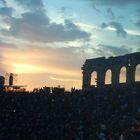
<box><xmin>0</xmin><ymin>0</ymin><xmax>140</xmax><ymax>91</ymax></box>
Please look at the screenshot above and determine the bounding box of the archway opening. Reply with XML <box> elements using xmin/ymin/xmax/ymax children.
<box><xmin>105</xmin><ymin>69</ymin><xmax>112</xmax><ymax>85</ymax></box>
<box><xmin>119</xmin><ymin>66</ymin><xmax>127</xmax><ymax>83</ymax></box>
<box><xmin>91</xmin><ymin>71</ymin><xmax>97</xmax><ymax>87</ymax></box>
<box><xmin>135</xmin><ymin>64</ymin><xmax>140</xmax><ymax>82</ymax></box>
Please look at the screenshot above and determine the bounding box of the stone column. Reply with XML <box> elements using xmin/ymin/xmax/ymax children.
<box><xmin>96</xmin><ymin>69</ymin><xmax>105</xmax><ymax>88</ymax></box>
<box><xmin>126</xmin><ymin>65</ymin><xmax>135</xmax><ymax>85</ymax></box>
<box><xmin>112</xmin><ymin>67</ymin><xmax>120</xmax><ymax>87</ymax></box>
<box><xmin>82</xmin><ymin>70</ymin><xmax>91</xmax><ymax>90</ymax></box>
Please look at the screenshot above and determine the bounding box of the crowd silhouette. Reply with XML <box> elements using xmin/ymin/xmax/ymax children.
<box><xmin>0</xmin><ymin>86</ymin><xmax>140</xmax><ymax>140</ymax></box>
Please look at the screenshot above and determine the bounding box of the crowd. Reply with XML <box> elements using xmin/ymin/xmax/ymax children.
<box><xmin>0</xmin><ymin>86</ymin><xmax>140</xmax><ymax>140</ymax></box>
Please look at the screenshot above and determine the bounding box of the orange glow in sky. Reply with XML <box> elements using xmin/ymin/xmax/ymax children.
<box><xmin>0</xmin><ymin>0</ymin><xmax>140</xmax><ymax>91</ymax></box>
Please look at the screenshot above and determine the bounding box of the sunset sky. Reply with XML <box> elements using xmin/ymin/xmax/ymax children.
<box><xmin>0</xmin><ymin>0</ymin><xmax>140</xmax><ymax>91</ymax></box>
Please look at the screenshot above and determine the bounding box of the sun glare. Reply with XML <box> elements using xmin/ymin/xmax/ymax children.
<box><xmin>12</xmin><ymin>63</ymin><xmax>46</xmax><ymax>74</ymax></box>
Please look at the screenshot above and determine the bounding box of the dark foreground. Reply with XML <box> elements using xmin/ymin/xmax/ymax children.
<box><xmin>0</xmin><ymin>87</ymin><xmax>140</xmax><ymax>140</ymax></box>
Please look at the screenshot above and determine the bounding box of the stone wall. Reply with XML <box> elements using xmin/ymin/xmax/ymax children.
<box><xmin>82</xmin><ymin>52</ymin><xmax>140</xmax><ymax>89</ymax></box>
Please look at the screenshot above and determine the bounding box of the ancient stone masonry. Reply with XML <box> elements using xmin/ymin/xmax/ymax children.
<box><xmin>82</xmin><ymin>52</ymin><xmax>140</xmax><ymax>89</ymax></box>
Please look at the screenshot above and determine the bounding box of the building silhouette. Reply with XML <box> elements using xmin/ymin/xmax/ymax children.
<box><xmin>82</xmin><ymin>52</ymin><xmax>140</xmax><ymax>90</ymax></box>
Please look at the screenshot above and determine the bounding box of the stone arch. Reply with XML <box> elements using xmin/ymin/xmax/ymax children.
<box><xmin>135</xmin><ymin>64</ymin><xmax>140</xmax><ymax>81</ymax></box>
<box><xmin>119</xmin><ymin>66</ymin><xmax>127</xmax><ymax>83</ymax></box>
<box><xmin>90</xmin><ymin>71</ymin><xmax>97</xmax><ymax>87</ymax></box>
<box><xmin>105</xmin><ymin>69</ymin><xmax>112</xmax><ymax>85</ymax></box>
<box><xmin>82</xmin><ymin>52</ymin><xmax>140</xmax><ymax>89</ymax></box>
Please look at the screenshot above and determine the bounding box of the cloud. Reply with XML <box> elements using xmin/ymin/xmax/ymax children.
<box><xmin>90</xmin><ymin>3</ymin><xmax>101</xmax><ymax>13</ymax></box>
<box><xmin>75</xmin><ymin>43</ymin><xmax>134</xmax><ymax>62</ymax></box>
<box><xmin>109</xmin><ymin>22</ymin><xmax>127</xmax><ymax>37</ymax></box>
<box><xmin>14</xmin><ymin>0</ymin><xmax>44</xmax><ymax>11</ymax></box>
<box><xmin>136</xmin><ymin>19</ymin><xmax>140</xmax><ymax>27</ymax></box>
<box><xmin>71</xmin><ymin>43</ymin><xmax>133</xmax><ymax>59</ymax></box>
<box><xmin>0</xmin><ymin>39</ymin><xmax>16</xmax><ymax>48</ymax></box>
<box><xmin>0</xmin><ymin>0</ymin><xmax>6</xmax><ymax>6</ymax></box>
<box><xmin>0</xmin><ymin>6</ymin><xmax>13</xmax><ymax>17</ymax></box>
<box><xmin>0</xmin><ymin>6</ymin><xmax>13</xmax><ymax>26</ymax></box>
<box><xmin>106</xmin><ymin>8</ymin><xmax>115</xmax><ymax>19</ymax></box>
<box><xmin>64</xmin><ymin>19</ymin><xmax>79</xmax><ymax>30</ymax></box>
<box><xmin>60</xmin><ymin>6</ymin><xmax>66</xmax><ymax>14</ymax></box>
<box><xmin>2</xmin><ymin>9</ymin><xmax>90</xmax><ymax>42</ymax></box>
<box><xmin>1</xmin><ymin>45</ymin><xmax>83</xmax><ymax>79</ymax></box>
<box><xmin>88</xmin><ymin>0</ymin><xmax>140</xmax><ymax>6</ymax></box>
<box><xmin>135</xmin><ymin>10</ymin><xmax>140</xmax><ymax>27</ymax></box>
<box><xmin>50</xmin><ymin>76</ymin><xmax>81</xmax><ymax>82</ymax></box>
<box><xmin>101</xmin><ymin>22</ymin><xmax>108</xmax><ymax>28</ymax></box>
<box><xmin>0</xmin><ymin>0</ymin><xmax>90</xmax><ymax>43</ymax></box>
<box><xmin>101</xmin><ymin>21</ymin><xmax>127</xmax><ymax>37</ymax></box>
<box><xmin>96</xmin><ymin>44</ymin><xmax>132</xmax><ymax>56</ymax></box>
<box><xmin>44</xmin><ymin>46</ymin><xmax>84</xmax><ymax>69</ymax></box>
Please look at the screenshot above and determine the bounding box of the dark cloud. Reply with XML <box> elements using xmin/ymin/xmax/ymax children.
<box><xmin>109</xmin><ymin>22</ymin><xmax>127</xmax><ymax>37</ymax></box>
<box><xmin>64</xmin><ymin>19</ymin><xmax>78</xmax><ymax>30</ymax></box>
<box><xmin>96</xmin><ymin>44</ymin><xmax>132</xmax><ymax>56</ymax></box>
<box><xmin>0</xmin><ymin>6</ymin><xmax>13</xmax><ymax>25</ymax></box>
<box><xmin>21</xmin><ymin>10</ymin><xmax>50</xmax><ymax>25</ymax></box>
<box><xmin>88</xmin><ymin>0</ymin><xmax>140</xmax><ymax>6</ymax></box>
<box><xmin>2</xmin><ymin>10</ymin><xmax>90</xmax><ymax>42</ymax></box>
<box><xmin>0</xmin><ymin>6</ymin><xmax>13</xmax><ymax>17</ymax></box>
<box><xmin>60</xmin><ymin>7</ymin><xmax>66</xmax><ymax>14</ymax></box>
<box><xmin>135</xmin><ymin>10</ymin><xmax>140</xmax><ymax>27</ymax></box>
<box><xmin>101</xmin><ymin>22</ymin><xmax>108</xmax><ymax>28</ymax></box>
<box><xmin>0</xmin><ymin>0</ymin><xmax>90</xmax><ymax>43</ymax></box>
<box><xmin>14</xmin><ymin>0</ymin><xmax>44</xmax><ymax>11</ymax></box>
<box><xmin>91</xmin><ymin>3</ymin><xmax>101</xmax><ymax>13</ymax></box>
<box><xmin>106</xmin><ymin>8</ymin><xmax>115</xmax><ymax>19</ymax></box>
<box><xmin>136</xmin><ymin>19</ymin><xmax>140</xmax><ymax>27</ymax></box>
<box><xmin>101</xmin><ymin>21</ymin><xmax>127</xmax><ymax>38</ymax></box>
<box><xmin>59</xmin><ymin>7</ymin><xmax>67</xmax><ymax>19</ymax></box>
